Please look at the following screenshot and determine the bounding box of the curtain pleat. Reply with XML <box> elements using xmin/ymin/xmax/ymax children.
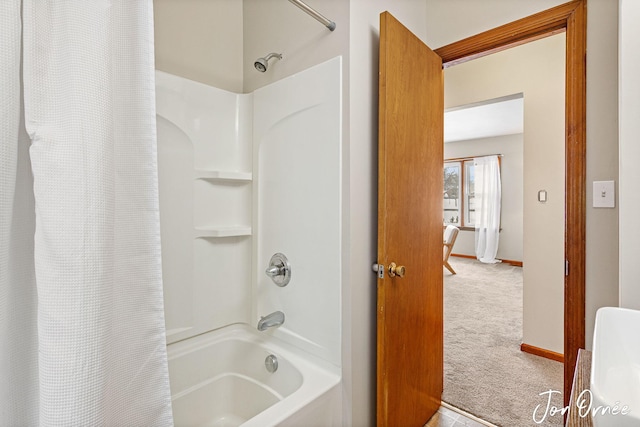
<box><xmin>474</xmin><ymin>155</ymin><xmax>502</xmax><ymax>264</ymax></box>
<box><xmin>1</xmin><ymin>1</ymin><xmax>173</xmax><ymax>425</ymax></box>
<box><xmin>0</xmin><ymin>2</ymin><xmax>39</xmax><ymax>424</ymax></box>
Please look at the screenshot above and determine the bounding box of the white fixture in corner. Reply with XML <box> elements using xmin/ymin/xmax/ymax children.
<box><xmin>590</xmin><ymin>307</ymin><xmax>640</xmax><ymax>427</ymax></box>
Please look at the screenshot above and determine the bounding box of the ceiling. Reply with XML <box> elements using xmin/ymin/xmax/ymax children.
<box><xmin>444</xmin><ymin>95</ymin><xmax>524</xmax><ymax>143</ymax></box>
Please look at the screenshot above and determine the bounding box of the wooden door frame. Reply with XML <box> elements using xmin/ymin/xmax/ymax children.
<box><xmin>434</xmin><ymin>0</ymin><xmax>586</xmax><ymax>406</ymax></box>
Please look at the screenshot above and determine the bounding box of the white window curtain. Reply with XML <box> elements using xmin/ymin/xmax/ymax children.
<box><xmin>1</xmin><ymin>1</ymin><xmax>173</xmax><ymax>425</ymax></box>
<box><xmin>474</xmin><ymin>155</ymin><xmax>502</xmax><ymax>263</ymax></box>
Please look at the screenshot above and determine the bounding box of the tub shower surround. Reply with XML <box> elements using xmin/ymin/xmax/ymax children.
<box><xmin>156</xmin><ymin>57</ymin><xmax>342</xmax><ymax>426</ymax></box>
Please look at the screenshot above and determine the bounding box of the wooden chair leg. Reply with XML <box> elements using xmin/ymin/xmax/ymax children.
<box><xmin>444</xmin><ymin>260</ymin><xmax>456</xmax><ymax>275</ymax></box>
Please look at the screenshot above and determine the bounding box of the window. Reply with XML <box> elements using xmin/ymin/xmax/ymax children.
<box><xmin>444</xmin><ymin>159</ymin><xmax>476</xmax><ymax>228</ymax></box>
<box><xmin>443</xmin><ymin>162</ymin><xmax>461</xmax><ymax>225</ymax></box>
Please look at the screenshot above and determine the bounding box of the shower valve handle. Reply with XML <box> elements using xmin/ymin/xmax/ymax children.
<box><xmin>266</xmin><ymin>265</ymin><xmax>285</xmax><ymax>277</ymax></box>
<box><xmin>265</xmin><ymin>253</ymin><xmax>291</xmax><ymax>287</ymax></box>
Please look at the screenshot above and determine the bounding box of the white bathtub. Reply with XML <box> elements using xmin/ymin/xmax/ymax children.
<box><xmin>167</xmin><ymin>324</ymin><xmax>341</xmax><ymax>427</ymax></box>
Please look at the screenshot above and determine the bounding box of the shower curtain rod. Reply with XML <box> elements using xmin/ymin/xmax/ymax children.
<box><xmin>288</xmin><ymin>0</ymin><xmax>336</xmax><ymax>31</ymax></box>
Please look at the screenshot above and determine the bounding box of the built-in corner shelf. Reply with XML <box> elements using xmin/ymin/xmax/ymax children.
<box><xmin>193</xmin><ymin>170</ymin><xmax>252</xmax><ymax>239</ymax></box>
<box><xmin>194</xmin><ymin>226</ymin><xmax>252</xmax><ymax>239</ymax></box>
<box><xmin>195</xmin><ymin>170</ymin><xmax>252</xmax><ymax>183</ymax></box>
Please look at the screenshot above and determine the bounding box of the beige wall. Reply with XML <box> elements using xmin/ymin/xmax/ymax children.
<box><xmin>153</xmin><ymin>0</ymin><xmax>244</xmax><ymax>92</ymax></box>
<box><xmin>444</xmin><ymin>134</ymin><xmax>524</xmax><ymax>262</ymax></box>
<box><xmin>427</xmin><ymin>0</ymin><xmax>619</xmax><ymax>353</ymax></box>
<box><xmin>242</xmin><ymin>0</ymin><xmax>349</xmax><ymax>93</ymax></box>
<box><xmin>583</xmin><ymin>0</ymin><xmax>620</xmax><ymax>349</ymax></box>
<box><xmin>445</xmin><ymin>34</ymin><xmax>565</xmax><ymax>354</ymax></box>
<box><xmin>425</xmin><ymin>0</ymin><xmax>574</xmax><ymax>48</ymax></box>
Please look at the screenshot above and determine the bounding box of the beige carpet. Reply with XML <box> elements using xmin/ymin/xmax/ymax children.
<box><xmin>442</xmin><ymin>257</ymin><xmax>564</xmax><ymax>427</ymax></box>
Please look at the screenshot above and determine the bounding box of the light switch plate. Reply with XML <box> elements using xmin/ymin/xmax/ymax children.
<box><xmin>593</xmin><ymin>180</ymin><xmax>615</xmax><ymax>208</ymax></box>
<box><xmin>538</xmin><ymin>190</ymin><xmax>547</xmax><ymax>203</ymax></box>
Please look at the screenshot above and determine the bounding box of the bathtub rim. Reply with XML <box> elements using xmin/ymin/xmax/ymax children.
<box><xmin>167</xmin><ymin>323</ymin><xmax>338</xmax><ymax>370</ymax></box>
<box><xmin>167</xmin><ymin>322</ymin><xmax>342</xmax><ymax>427</ymax></box>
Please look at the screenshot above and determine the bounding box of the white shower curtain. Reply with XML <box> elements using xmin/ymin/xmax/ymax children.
<box><xmin>474</xmin><ymin>155</ymin><xmax>502</xmax><ymax>264</ymax></box>
<box><xmin>1</xmin><ymin>1</ymin><xmax>173</xmax><ymax>425</ymax></box>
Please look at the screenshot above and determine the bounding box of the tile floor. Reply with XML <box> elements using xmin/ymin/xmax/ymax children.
<box><xmin>424</xmin><ymin>404</ymin><xmax>498</xmax><ymax>427</ymax></box>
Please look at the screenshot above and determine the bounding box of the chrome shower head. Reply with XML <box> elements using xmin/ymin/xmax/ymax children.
<box><xmin>254</xmin><ymin>53</ymin><xmax>282</xmax><ymax>72</ymax></box>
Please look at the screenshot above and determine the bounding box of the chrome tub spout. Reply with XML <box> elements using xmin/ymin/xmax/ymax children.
<box><xmin>257</xmin><ymin>311</ymin><xmax>285</xmax><ymax>331</ymax></box>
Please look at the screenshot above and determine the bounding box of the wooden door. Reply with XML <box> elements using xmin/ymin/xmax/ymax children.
<box><xmin>377</xmin><ymin>12</ymin><xmax>444</xmax><ymax>427</ymax></box>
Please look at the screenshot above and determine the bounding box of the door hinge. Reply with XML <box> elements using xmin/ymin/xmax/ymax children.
<box><xmin>565</xmin><ymin>260</ymin><xmax>569</xmax><ymax>276</ymax></box>
<box><xmin>372</xmin><ymin>263</ymin><xmax>384</xmax><ymax>279</ymax></box>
